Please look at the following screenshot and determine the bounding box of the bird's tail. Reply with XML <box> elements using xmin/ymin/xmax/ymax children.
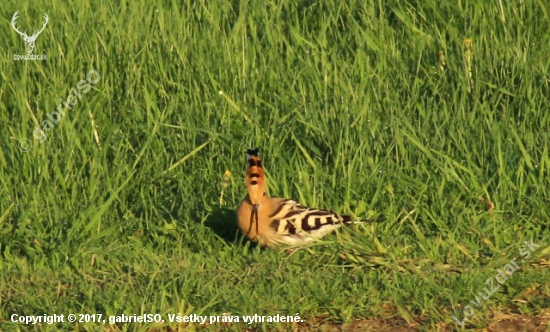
<box><xmin>342</xmin><ymin>215</ymin><xmax>378</xmax><ymax>225</ymax></box>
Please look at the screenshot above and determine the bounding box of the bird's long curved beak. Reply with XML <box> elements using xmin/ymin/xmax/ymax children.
<box><xmin>247</xmin><ymin>204</ymin><xmax>260</xmax><ymax>238</ymax></box>
<box><xmin>252</xmin><ymin>204</ymin><xmax>259</xmax><ymax>235</ymax></box>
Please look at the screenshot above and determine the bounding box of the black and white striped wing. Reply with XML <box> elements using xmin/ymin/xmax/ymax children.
<box><xmin>268</xmin><ymin>199</ymin><xmax>352</xmax><ymax>241</ymax></box>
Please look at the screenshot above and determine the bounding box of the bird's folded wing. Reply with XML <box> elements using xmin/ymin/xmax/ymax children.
<box><xmin>268</xmin><ymin>199</ymin><xmax>351</xmax><ymax>236</ymax></box>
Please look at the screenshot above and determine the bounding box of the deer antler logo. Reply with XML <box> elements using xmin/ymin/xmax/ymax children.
<box><xmin>11</xmin><ymin>11</ymin><xmax>49</xmax><ymax>54</ymax></box>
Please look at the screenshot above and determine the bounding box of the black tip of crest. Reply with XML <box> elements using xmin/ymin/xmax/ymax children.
<box><xmin>246</xmin><ymin>148</ymin><xmax>260</xmax><ymax>158</ymax></box>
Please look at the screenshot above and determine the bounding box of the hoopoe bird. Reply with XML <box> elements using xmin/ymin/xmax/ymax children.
<box><xmin>237</xmin><ymin>148</ymin><xmax>372</xmax><ymax>248</ymax></box>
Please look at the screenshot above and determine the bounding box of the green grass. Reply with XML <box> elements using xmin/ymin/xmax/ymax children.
<box><xmin>1</xmin><ymin>0</ymin><xmax>550</xmax><ymax>331</ymax></box>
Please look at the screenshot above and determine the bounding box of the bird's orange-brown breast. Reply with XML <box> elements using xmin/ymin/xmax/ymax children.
<box><xmin>237</xmin><ymin>196</ymin><xmax>290</xmax><ymax>248</ymax></box>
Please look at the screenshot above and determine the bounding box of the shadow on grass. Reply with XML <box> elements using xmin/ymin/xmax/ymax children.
<box><xmin>202</xmin><ymin>207</ymin><xmax>259</xmax><ymax>249</ymax></box>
